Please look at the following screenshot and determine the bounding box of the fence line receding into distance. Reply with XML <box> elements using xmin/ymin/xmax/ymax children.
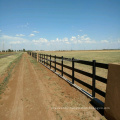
<box><xmin>28</xmin><ymin>52</ymin><xmax>108</xmax><ymax>107</ymax></box>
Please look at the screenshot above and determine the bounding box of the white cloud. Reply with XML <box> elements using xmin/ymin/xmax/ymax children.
<box><xmin>0</xmin><ymin>30</ymin><xmax>2</xmax><ymax>32</ymax></box>
<box><xmin>33</xmin><ymin>31</ymin><xmax>39</xmax><ymax>33</ymax></box>
<box><xmin>56</xmin><ymin>38</ymin><xmax>59</xmax><ymax>42</ymax></box>
<box><xmin>85</xmin><ymin>40</ymin><xmax>96</xmax><ymax>43</ymax></box>
<box><xmin>117</xmin><ymin>39</ymin><xmax>120</xmax><ymax>43</ymax></box>
<box><xmin>10</xmin><ymin>41</ymin><xmax>21</xmax><ymax>44</ymax></box>
<box><xmin>79</xmin><ymin>30</ymin><xmax>83</xmax><ymax>32</ymax></box>
<box><xmin>63</xmin><ymin>37</ymin><xmax>68</xmax><ymax>42</ymax></box>
<box><xmin>29</xmin><ymin>34</ymin><xmax>35</xmax><ymax>37</ymax></box>
<box><xmin>70</xmin><ymin>36</ymin><xmax>76</xmax><ymax>41</ymax></box>
<box><xmin>84</xmin><ymin>37</ymin><xmax>91</xmax><ymax>41</ymax></box>
<box><xmin>78</xmin><ymin>40</ymin><xmax>82</xmax><ymax>43</ymax></box>
<box><xmin>2</xmin><ymin>33</ymin><xmax>119</xmax><ymax>50</ymax></box>
<box><xmin>32</xmin><ymin>38</ymin><xmax>48</xmax><ymax>44</ymax></box>
<box><xmin>49</xmin><ymin>37</ymin><xmax>69</xmax><ymax>43</ymax></box>
<box><xmin>16</xmin><ymin>34</ymin><xmax>25</xmax><ymax>37</ymax></box>
<box><xmin>66</xmin><ymin>41</ymin><xmax>70</xmax><ymax>44</ymax></box>
<box><xmin>80</xmin><ymin>35</ymin><xmax>90</xmax><ymax>41</ymax></box>
<box><xmin>51</xmin><ymin>40</ymin><xmax>55</xmax><ymax>43</ymax></box>
<box><xmin>101</xmin><ymin>40</ymin><xmax>109</xmax><ymax>43</ymax></box>
<box><xmin>70</xmin><ymin>35</ymin><xmax>94</xmax><ymax>44</ymax></box>
<box><xmin>0</xmin><ymin>35</ymin><xmax>28</xmax><ymax>44</ymax></box>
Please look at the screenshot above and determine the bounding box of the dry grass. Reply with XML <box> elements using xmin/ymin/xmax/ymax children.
<box><xmin>35</xmin><ymin>50</ymin><xmax>120</xmax><ymax>102</ymax></box>
<box><xmin>36</xmin><ymin>50</ymin><xmax>120</xmax><ymax>64</ymax></box>
<box><xmin>0</xmin><ymin>53</ymin><xmax>22</xmax><ymax>95</ymax></box>
<box><xmin>0</xmin><ymin>52</ymin><xmax>16</xmax><ymax>56</ymax></box>
<box><xmin>0</xmin><ymin>53</ymin><xmax>22</xmax><ymax>76</ymax></box>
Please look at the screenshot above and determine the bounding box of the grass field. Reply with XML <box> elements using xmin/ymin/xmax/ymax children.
<box><xmin>0</xmin><ymin>53</ymin><xmax>23</xmax><ymax>96</ymax></box>
<box><xmin>37</xmin><ymin>50</ymin><xmax>120</xmax><ymax>64</ymax></box>
<box><xmin>0</xmin><ymin>53</ymin><xmax>22</xmax><ymax>76</ymax></box>
<box><xmin>0</xmin><ymin>52</ymin><xmax>16</xmax><ymax>56</ymax></box>
<box><xmin>36</xmin><ymin>50</ymin><xmax>120</xmax><ymax>102</ymax></box>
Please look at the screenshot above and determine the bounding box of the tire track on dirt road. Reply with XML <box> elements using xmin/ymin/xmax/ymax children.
<box><xmin>26</xmin><ymin>54</ymin><xmax>56</xmax><ymax>120</ymax></box>
<box><xmin>10</xmin><ymin>54</ymin><xmax>24</xmax><ymax>120</ymax></box>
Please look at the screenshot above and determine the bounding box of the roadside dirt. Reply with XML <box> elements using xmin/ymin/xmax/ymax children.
<box><xmin>0</xmin><ymin>53</ymin><xmax>106</xmax><ymax>120</ymax></box>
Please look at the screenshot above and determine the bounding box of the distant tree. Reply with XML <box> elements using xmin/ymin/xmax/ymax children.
<box><xmin>8</xmin><ymin>49</ymin><xmax>12</xmax><ymax>52</ymax></box>
<box><xmin>23</xmin><ymin>49</ymin><xmax>25</xmax><ymax>52</ymax></box>
<box><xmin>2</xmin><ymin>50</ymin><xmax>5</xmax><ymax>52</ymax></box>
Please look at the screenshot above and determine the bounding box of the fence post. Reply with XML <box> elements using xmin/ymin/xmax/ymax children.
<box><xmin>42</xmin><ymin>54</ymin><xmax>43</xmax><ymax>63</ymax></box>
<box><xmin>92</xmin><ymin>60</ymin><xmax>96</xmax><ymax>97</ymax></box>
<box><xmin>61</xmin><ymin>56</ymin><xmax>63</xmax><ymax>76</ymax></box>
<box><xmin>72</xmin><ymin>57</ymin><xmax>74</xmax><ymax>84</ymax></box>
<box><xmin>50</xmin><ymin>55</ymin><xmax>51</xmax><ymax>69</ymax></box>
<box><xmin>47</xmin><ymin>54</ymin><xmax>48</xmax><ymax>66</ymax></box>
<box><xmin>55</xmin><ymin>55</ymin><xmax>56</xmax><ymax>72</ymax></box>
<box><xmin>37</xmin><ymin>53</ymin><xmax>38</xmax><ymax>62</ymax></box>
<box><xmin>46</xmin><ymin>54</ymin><xmax>47</xmax><ymax>65</ymax></box>
<box><xmin>40</xmin><ymin>54</ymin><xmax>41</xmax><ymax>62</ymax></box>
<box><xmin>41</xmin><ymin>54</ymin><xmax>42</xmax><ymax>63</ymax></box>
<box><xmin>44</xmin><ymin>54</ymin><xmax>45</xmax><ymax>64</ymax></box>
<box><xmin>38</xmin><ymin>54</ymin><xmax>40</xmax><ymax>62</ymax></box>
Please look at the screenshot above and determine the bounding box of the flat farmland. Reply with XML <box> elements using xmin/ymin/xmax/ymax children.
<box><xmin>37</xmin><ymin>50</ymin><xmax>120</xmax><ymax>102</ymax></box>
<box><xmin>0</xmin><ymin>52</ymin><xmax>16</xmax><ymax>56</ymax></box>
<box><xmin>0</xmin><ymin>52</ymin><xmax>17</xmax><ymax>59</ymax></box>
<box><xmin>0</xmin><ymin>52</ymin><xmax>108</xmax><ymax>120</ymax></box>
<box><xmin>37</xmin><ymin>50</ymin><xmax>120</xmax><ymax>64</ymax></box>
<box><xmin>0</xmin><ymin>53</ymin><xmax>22</xmax><ymax>76</ymax></box>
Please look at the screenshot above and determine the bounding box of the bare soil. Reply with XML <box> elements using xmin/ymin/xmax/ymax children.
<box><xmin>0</xmin><ymin>53</ymin><xmax>106</xmax><ymax>120</ymax></box>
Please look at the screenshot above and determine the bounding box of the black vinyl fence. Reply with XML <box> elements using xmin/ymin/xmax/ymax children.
<box><xmin>28</xmin><ymin>52</ymin><xmax>108</xmax><ymax>106</ymax></box>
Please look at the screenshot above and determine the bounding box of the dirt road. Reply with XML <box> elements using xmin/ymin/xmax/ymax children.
<box><xmin>0</xmin><ymin>53</ymin><xmax>106</xmax><ymax>120</ymax></box>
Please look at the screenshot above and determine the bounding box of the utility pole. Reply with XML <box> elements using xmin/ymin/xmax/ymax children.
<box><xmin>11</xmin><ymin>44</ymin><xmax>12</xmax><ymax>50</ymax></box>
<box><xmin>2</xmin><ymin>40</ymin><xmax>4</xmax><ymax>52</ymax></box>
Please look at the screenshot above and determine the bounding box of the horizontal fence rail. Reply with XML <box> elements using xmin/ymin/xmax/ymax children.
<box><xmin>28</xmin><ymin>52</ymin><xmax>108</xmax><ymax>107</ymax></box>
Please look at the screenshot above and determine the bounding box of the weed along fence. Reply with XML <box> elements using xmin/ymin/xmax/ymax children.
<box><xmin>27</xmin><ymin>51</ymin><xmax>120</xmax><ymax>120</ymax></box>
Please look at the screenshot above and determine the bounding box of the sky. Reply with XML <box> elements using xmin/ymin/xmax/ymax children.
<box><xmin>0</xmin><ymin>0</ymin><xmax>120</xmax><ymax>51</ymax></box>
